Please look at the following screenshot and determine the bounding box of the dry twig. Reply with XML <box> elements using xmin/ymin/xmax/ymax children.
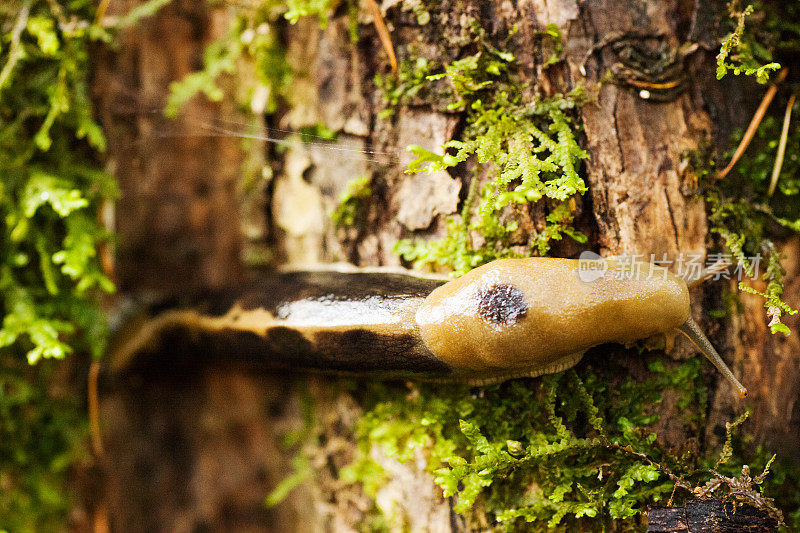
<box><xmin>717</xmin><ymin>68</ymin><xmax>788</xmax><ymax>180</ymax></box>
<box><xmin>767</xmin><ymin>93</ymin><xmax>796</xmax><ymax>197</ymax></box>
<box><xmin>364</xmin><ymin>0</ymin><xmax>397</xmax><ymax>74</ymax></box>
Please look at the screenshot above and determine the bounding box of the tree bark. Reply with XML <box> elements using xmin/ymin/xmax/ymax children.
<box><xmin>90</xmin><ymin>0</ymin><xmax>800</xmax><ymax>531</ymax></box>
<box><xmin>647</xmin><ymin>499</ymin><xmax>779</xmax><ymax>532</ymax></box>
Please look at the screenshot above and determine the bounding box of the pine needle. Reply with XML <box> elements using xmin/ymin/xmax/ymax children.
<box><xmin>363</xmin><ymin>0</ymin><xmax>398</xmax><ymax>74</ymax></box>
<box><xmin>717</xmin><ymin>68</ymin><xmax>788</xmax><ymax>180</ymax></box>
<box><xmin>767</xmin><ymin>93</ymin><xmax>795</xmax><ymax>197</ymax></box>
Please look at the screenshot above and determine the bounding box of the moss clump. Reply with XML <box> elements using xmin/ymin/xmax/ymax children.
<box><xmin>702</xmin><ymin>108</ymin><xmax>800</xmax><ymax>334</ymax></box>
<box><xmin>716</xmin><ymin>1</ymin><xmax>781</xmax><ymax>83</ymax></box>
<box><xmin>306</xmin><ymin>356</ymin><xmax>770</xmax><ymax>530</ymax></box>
<box><xmin>283</xmin><ymin>0</ymin><xmax>334</xmax><ymax>27</ymax></box>
<box><xmin>689</xmin><ymin>0</ymin><xmax>800</xmax><ymax>334</ymax></box>
<box><xmin>0</xmin><ymin>1</ymin><xmax>170</xmax><ymax>527</ymax></box>
<box><xmin>391</xmin><ymin>38</ymin><xmax>588</xmax><ymax>275</ymax></box>
<box><xmin>1</xmin><ymin>0</ymin><xmax>118</xmax><ymax>365</ymax></box>
<box><xmin>0</xmin><ymin>360</ymin><xmax>87</xmax><ymax>532</ymax></box>
<box><xmin>277</xmin><ymin>357</ymin><xmax>795</xmax><ymax>530</ymax></box>
<box><xmin>373</xmin><ymin>56</ymin><xmax>435</xmax><ymax>116</ymax></box>
<box><xmin>331</xmin><ymin>174</ymin><xmax>372</xmax><ymax>228</ymax></box>
<box><xmin>165</xmin><ymin>1</ymin><xmax>297</xmax><ymax>118</ymax></box>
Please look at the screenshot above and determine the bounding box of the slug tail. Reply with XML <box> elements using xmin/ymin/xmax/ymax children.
<box><xmin>678</xmin><ymin>316</ymin><xmax>748</xmax><ymax>399</ymax></box>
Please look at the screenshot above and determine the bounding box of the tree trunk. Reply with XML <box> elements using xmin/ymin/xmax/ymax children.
<box><xmin>90</xmin><ymin>0</ymin><xmax>799</xmax><ymax>531</ymax></box>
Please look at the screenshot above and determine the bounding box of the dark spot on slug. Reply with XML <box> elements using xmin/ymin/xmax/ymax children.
<box><xmin>477</xmin><ymin>284</ymin><xmax>528</xmax><ymax>326</ymax></box>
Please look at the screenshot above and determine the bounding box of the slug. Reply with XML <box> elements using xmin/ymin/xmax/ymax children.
<box><xmin>109</xmin><ymin>257</ymin><xmax>747</xmax><ymax>398</ymax></box>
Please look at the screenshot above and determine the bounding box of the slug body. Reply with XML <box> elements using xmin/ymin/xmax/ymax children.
<box><xmin>416</xmin><ymin>258</ymin><xmax>689</xmax><ymax>383</ymax></box>
<box><xmin>111</xmin><ymin>257</ymin><xmax>746</xmax><ymax>396</ymax></box>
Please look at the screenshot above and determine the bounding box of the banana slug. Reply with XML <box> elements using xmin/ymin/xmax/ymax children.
<box><xmin>109</xmin><ymin>257</ymin><xmax>747</xmax><ymax>398</ymax></box>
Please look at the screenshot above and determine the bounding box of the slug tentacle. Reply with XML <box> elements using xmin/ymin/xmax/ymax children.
<box><xmin>678</xmin><ymin>316</ymin><xmax>748</xmax><ymax>399</ymax></box>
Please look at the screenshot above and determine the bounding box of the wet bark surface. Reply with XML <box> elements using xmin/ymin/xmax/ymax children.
<box><xmin>89</xmin><ymin>0</ymin><xmax>800</xmax><ymax>530</ymax></box>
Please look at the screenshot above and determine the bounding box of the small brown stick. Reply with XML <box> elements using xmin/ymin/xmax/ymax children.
<box><xmin>89</xmin><ymin>198</ymin><xmax>114</xmax><ymax>460</ymax></box>
<box><xmin>717</xmin><ymin>68</ymin><xmax>788</xmax><ymax>180</ymax></box>
<box><xmin>89</xmin><ymin>360</ymin><xmax>110</xmax><ymax>533</ymax></box>
<box><xmin>363</xmin><ymin>0</ymin><xmax>398</xmax><ymax>74</ymax></box>
<box><xmin>95</xmin><ymin>0</ymin><xmax>111</xmax><ymax>25</ymax></box>
<box><xmin>767</xmin><ymin>93</ymin><xmax>796</xmax><ymax>197</ymax></box>
<box><xmin>88</xmin><ymin>360</ymin><xmax>104</xmax><ymax>456</ymax></box>
<box><xmin>90</xmin><ymin>196</ymin><xmax>115</xmax><ymax>531</ymax></box>
<box><xmin>92</xmin><ymin>504</ymin><xmax>110</xmax><ymax>533</ymax></box>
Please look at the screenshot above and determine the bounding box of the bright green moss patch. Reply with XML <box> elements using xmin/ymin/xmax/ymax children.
<box><xmin>694</xmin><ymin>0</ymin><xmax>800</xmax><ymax>334</ymax></box>
<box><xmin>0</xmin><ymin>1</ymin><xmax>169</xmax><ymax>527</ymax></box>
<box><xmin>373</xmin><ymin>56</ymin><xmax>435</xmax><ymax>117</ymax></box>
<box><xmin>716</xmin><ymin>2</ymin><xmax>781</xmax><ymax>83</ymax></box>
<box><xmin>274</xmin><ymin>355</ymin><xmax>791</xmax><ymax>529</ymax></box>
<box><xmin>264</xmin><ymin>354</ymin><xmax>798</xmax><ymax>530</ymax></box>
<box><xmin>1</xmin><ymin>1</ymin><xmax>118</xmax><ymax>364</ymax></box>
<box><xmin>391</xmin><ymin>42</ymin><xmax>589</xmax><ymax>275</ymax></box>
<box><xmin>0</xmin><ymin>360</ymin><xmax>87</xmax><ymax>532</ymax></box>
<box><xmin>283</xmin><ymin>0</ymin><xmax>334</xmax><ymax>27</ymax></box>
<box><xmin>165</xmin><ymin>2</ymin><xmax>294</xmax><ymax>117</ymax></box>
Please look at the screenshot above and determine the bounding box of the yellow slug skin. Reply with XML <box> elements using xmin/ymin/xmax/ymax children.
<box><xmin>415</xmin><ymin>258</ymin><xmax>690</xmax><ymax>374</ymax></box>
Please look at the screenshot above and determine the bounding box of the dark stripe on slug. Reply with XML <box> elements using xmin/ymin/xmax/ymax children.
<box><xmin>312</xmin><ymin>329</ymin><xmax>452</xmax><ymax>373</ymax></box>
<box><xmin>110</xmin><ymin>269</ymin><xmax>452</xmax><ymax>378</ymax></box>
<box><xmin>259</xmin><ymin>326</ymin><xmax>452</xmax><ymax>374</ymax></box>
<box><xmin>119</xmin><ymin>324</ymin><xmax>453</xmax><ymax>377</ymax></box>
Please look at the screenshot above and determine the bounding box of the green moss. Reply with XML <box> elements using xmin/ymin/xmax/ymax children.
<box><xmin>0</xmin><ymin>360</ymin><xmax>87</xmax><ymax>532</ymax></box>
<box><xmin>716</xmin><ymin>2</ymin><xmax>781</xmax><ymax>83</ymax></box>
<box><xmin>271</xmin><ymin>354</ymin><xmax>797</xmax><ymax>530</ymax></box>
<box><xmin>331</xmin><ymin>174</ymin><xmax>372</xmax><ymax>228</ymax></box>
<box><xmin>166</xmin><ymin>2</ymin><xmax>294</xmax><ymax>117</ymax></box>
<box><xmin>283</xmin><ymin>0</ymin><xmax>334</xmax><ymax>27</ymax></box>
<box><xmin>281</xmin><ymin>356</ymin><xmax>753</xmax><ymax>530</ymax></box>
<box><xmin>391</xmin><ymin>42</ymin><xmax>589</xmax><ymax>275</ymax></box>
<box><xmin>539</xmin><ymin>22</ymin><xmax>564</xmax><ymax>68</ymax></box>
<box><xmin>373</xmin><ymin>56</ymin><xmax>436</xmax><ymax>117</ymax></box>
<box><xmin>0</xmin><ymin>1</ymin><xmax>171</xmax><ymax>527</ymax></box>
<box><xmin>1</xmin><ymin>0</ymin><xmax>118</xmax><ymax>364</ymax></box>
<box><xmin>702</xmin><ymin>109</ymin><xmax>800</xmax><ymax>334</ymax></box>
